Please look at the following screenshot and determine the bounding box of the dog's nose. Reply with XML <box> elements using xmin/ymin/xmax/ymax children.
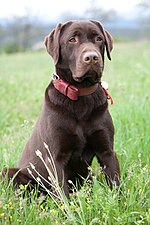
<box><xmin>83</xmin><ymin>51</ymin><xmax>99</xmax><ymax>64</ymax></box>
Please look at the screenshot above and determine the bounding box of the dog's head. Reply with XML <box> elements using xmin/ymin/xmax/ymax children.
<box><xmin>45</xmin><ymin>20</ymin><xmax>113</xmax><ymax>86</ymax></box>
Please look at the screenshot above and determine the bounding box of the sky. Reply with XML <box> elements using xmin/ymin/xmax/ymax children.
<box><xmin>0</xmin><ymin>0</ymin><xmax>140</xmax><ymax>21</ymax></box>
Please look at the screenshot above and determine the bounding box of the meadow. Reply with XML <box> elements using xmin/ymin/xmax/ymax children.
<box><xmin>0</xmin><ymin>41</ymin><xmax>149</xmax><ymax>225</ymax></box>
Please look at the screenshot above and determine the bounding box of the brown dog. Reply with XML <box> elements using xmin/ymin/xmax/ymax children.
<box><xmin>3</xmin><ymin>20</ymin><xmax>120</xmax><ymax>197</ymax></box>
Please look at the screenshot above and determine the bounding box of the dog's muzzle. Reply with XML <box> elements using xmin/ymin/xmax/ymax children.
<box><xmin>74</xmin><ymin>71</ymin><xmax>100</xmax><ymax>83</ymax></box>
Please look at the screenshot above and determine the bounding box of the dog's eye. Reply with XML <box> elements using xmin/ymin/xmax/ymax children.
<box><xmin>96</xmin><ymin>36</ymin><xmax>103</xmax><ymax>42</ymax></box>
<box><xmin>69</xmin><ymin>37</ymin><xmax>77</xmax><ymax>43</ymax></box>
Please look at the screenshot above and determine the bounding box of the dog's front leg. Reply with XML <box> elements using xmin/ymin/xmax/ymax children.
<box><xmin>96</xmin><ymin>150</ymin><xmax>120</xmax><ymax>189</ymax></box>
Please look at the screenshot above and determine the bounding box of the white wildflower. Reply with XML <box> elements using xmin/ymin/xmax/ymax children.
<box><xmin>68</xmin><ymin>180</ymin><xmax>73</xmax><ymax>185</ymax></box>
<box><xmin>44</xmin><ymin>142</ymin><xmax>49</xmax><ymax>150</ymax></box>
<box><xmin>35</xmin><ymin>149</ymin><xmax>42</xmax><ymax>158</ymax></box>
<box><xmin>29</xmin><ymin>163</ymin><xmax>35</xmax><ymax>170</ymax></box>
<box><xmin>27</xmin><ymin>168</ymin><xmax>32</xmax><ymax>175</ymax></box>
<box><xmin>36</xmin><ymin>177</ymin><xmax>41</xmax><ymax>182</ymax></box>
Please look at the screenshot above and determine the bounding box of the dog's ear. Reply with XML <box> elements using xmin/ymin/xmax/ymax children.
<box><xmin>90</xmin><ymin>20</ymin><xmax>113</xmax><ymax>60</ymax></box>
<box><xmin>44</xmin><ymin>23</ymin><xmax>62</xmax><ymax>65</ymax></box>
<box><xmin>44</xmin><ymin>21</ymin><xmax>73</xmax><ymax>65</ymax></box>
<box><xmin>103</xmin><ymin>29</ymin><xmax>113</xmax><ymax>60</ymax></box>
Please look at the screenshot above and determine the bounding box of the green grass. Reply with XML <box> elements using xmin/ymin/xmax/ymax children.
<box><xmin>0</xmin><ymin>42</ymin><xmax>150</xmax><ymax>225</ymax></box>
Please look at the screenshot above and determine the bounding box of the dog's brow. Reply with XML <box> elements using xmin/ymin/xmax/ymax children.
<box><xmin>70</xmin><ymin>30</ymin><xmax>82</xmax><ymax>36</ymax></box>
<box><xmin>91</xmin><ymin>29</ymin><xmax>99</xmax><ymax>34</ymax></box>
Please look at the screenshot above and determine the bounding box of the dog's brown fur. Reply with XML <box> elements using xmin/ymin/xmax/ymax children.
<box><xmin>2</xmin><ymin>20</ymin><xmax>120</xmax><ymax>197</ymax></box>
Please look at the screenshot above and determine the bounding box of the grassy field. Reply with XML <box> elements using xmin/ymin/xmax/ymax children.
<box><xmin>0</xmin><ymin>42</ymin><xmax>149</xmax><ymax>225</ymax></box>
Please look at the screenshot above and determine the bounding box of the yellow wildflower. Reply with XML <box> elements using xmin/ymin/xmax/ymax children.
<box><xmin>60</xmin><ymin>204</ymin><xmax>67</xmax><ymax>210</ymax></box>
<box><xmin>9</xmin><ymin>216</ymin><xmax>12</xmax><ymax>220</ymax></box>
<box><xmin>51</xmin><ymin>209</ymin><xmax>57</xmax><ymax>216</ymax></box>
<box><xmin>142</xmin><ymin>166</ymin><xmax>148</xmax><ymax>172</ymax></box>
<box><xmin>87</xmin><ymin>166</ymin><xmax>92</xmax><ymax>171</ymax></box>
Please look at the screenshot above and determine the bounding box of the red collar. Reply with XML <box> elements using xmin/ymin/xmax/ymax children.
<box><xmin>52</xmin><ymin>74</ymin><xmax>113</xmax><ymax>104</ymax></box>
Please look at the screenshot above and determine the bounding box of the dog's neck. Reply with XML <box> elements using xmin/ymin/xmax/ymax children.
<box><xmin>52</xmin><ymin>74</ymin><xmax>99</xmax><ymax>101</ymax></box>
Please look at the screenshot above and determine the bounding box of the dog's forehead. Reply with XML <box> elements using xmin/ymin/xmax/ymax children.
<box><xmin>63</xmin><ymin>21</ymin><xmax>102</xmax><ymax>35</ymax></box>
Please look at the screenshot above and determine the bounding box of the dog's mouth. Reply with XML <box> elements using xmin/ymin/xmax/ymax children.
<box><xmin>74</xmin><ymin>71</ymin><xmax>100</xmax><ymax>84</ymax></box>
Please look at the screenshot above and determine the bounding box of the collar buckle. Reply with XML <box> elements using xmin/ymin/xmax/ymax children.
<box><xmin>53</xmin><ymin>74</ymin><xmax>60</xmax><ymax>81</ymax></box>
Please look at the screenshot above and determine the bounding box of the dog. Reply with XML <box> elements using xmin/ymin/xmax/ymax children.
<box><xmin>2</xmin><ymin>20</ymin><xmax>120</xmax><ymax>197</ymax></box>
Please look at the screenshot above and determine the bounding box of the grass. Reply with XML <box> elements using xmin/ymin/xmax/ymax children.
<box><xmin>0</xmin><ymin>42</ymin><xmax>150</xmax><ymax>225</ymax></box>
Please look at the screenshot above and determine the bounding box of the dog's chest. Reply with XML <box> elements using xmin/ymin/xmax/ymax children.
<box><xmin>70</xmin><ymin>118</ymin><xmax>102</xmax><ymax>148</ymax></box>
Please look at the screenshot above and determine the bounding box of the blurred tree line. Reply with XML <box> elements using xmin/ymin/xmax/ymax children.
<box><xmin>0</xmin><ymin>13</ymin><xmax>50</xmax><ymax>53</ymax></box>
<box><xmin>0</xmin><ymin>0</ymin><xmax>149</xmax><ymax>53</ymax></box>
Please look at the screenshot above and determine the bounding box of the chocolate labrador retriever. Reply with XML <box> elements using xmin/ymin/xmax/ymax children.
<box><xmin>3</xmin><ymin>20</ymin><xmax>120</xmax><ymax>197</ymax></box>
